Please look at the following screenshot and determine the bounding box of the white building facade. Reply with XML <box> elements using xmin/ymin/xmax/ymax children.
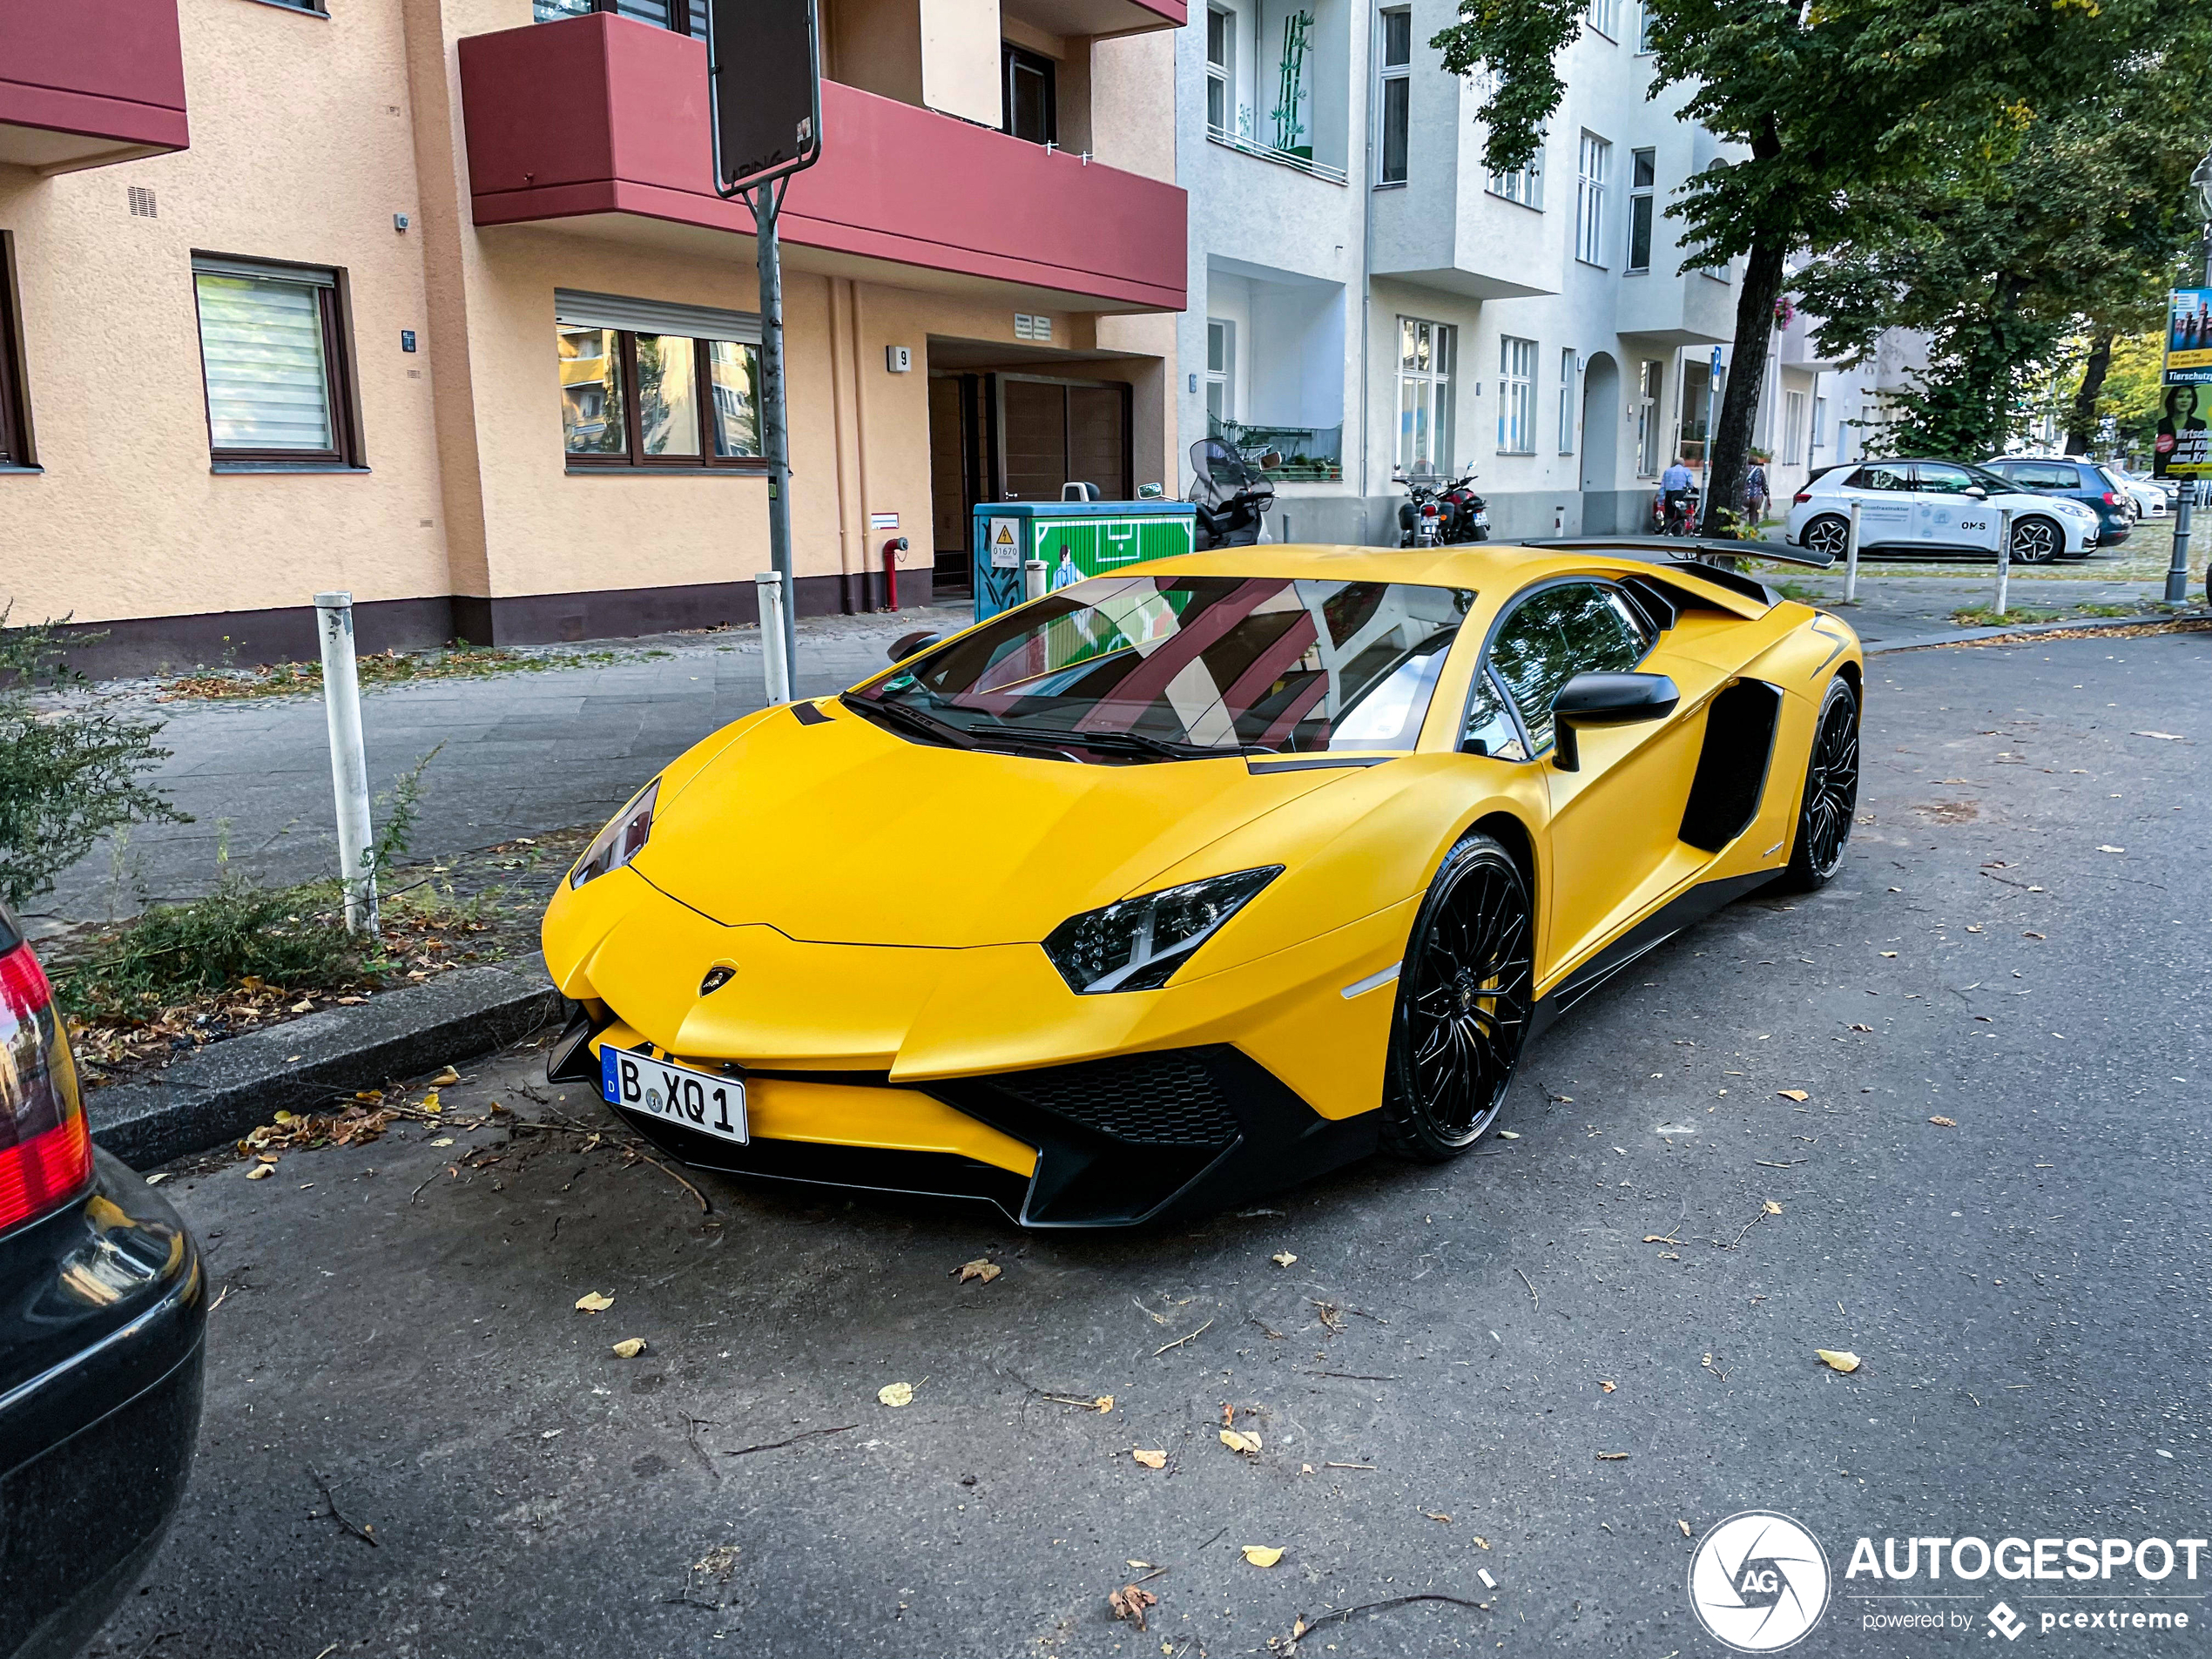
<box><xmin>1175</xmin><ymin>0</ymin><xmax>1894</xmax><ymax>540</ymax></box>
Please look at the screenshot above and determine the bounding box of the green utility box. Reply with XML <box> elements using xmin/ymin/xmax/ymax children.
<box><xmin>971</xmin><ymin>500</ymin><xmax>1198</xmax><ymax>622</ymax></box>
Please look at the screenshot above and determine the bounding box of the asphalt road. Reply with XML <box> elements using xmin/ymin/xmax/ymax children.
<box><xmin>88</xmin><ymin>630</ymin><xmax>2210</xmax><ymax>1659</ymax></box>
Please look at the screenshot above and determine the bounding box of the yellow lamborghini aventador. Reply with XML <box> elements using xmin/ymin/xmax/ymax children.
<box><xmin>541</xmin><ymin>546</ymin><xmax>1861</xmax><ymax>1227</ymax></box>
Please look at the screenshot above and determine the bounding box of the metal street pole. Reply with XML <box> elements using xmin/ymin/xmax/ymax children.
<box><xmin>313</xmin><ymin>592</ymin><xmax>378</xmax><ymax>936</ymax></box>
<box><xmin>1843</xmin><ymin>500</ymin><xmax>1862</xmax><ymax>605</ymax></box>
<box><xmin>2164</xmin><ymin>200</ymin><xmax>2212</xmax><ymax>604</ymax></box>
<box><xmin>750</xmin><ymin>178</ymin><xmax>802</xmax><ymax>688</ymax></box>
<box><xmin>1994</xmin><ymin>508</ymin><xmax>2014</xmax><ymax>618</ymax></box>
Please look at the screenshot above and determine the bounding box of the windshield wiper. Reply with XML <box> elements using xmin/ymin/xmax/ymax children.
<box><xmin>968</xmin><ymin>722</ymin><xmax>1239</xmax><ymax>760</ymax></box>
<box><xmin>840</xmin><ymin>694</ymin><xmax>978</xmax><ymax>751</ymax></box>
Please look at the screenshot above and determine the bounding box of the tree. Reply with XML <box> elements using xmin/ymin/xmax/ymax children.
<box><xmin>1432</xmin><ymin>0</ymin><xmax>2177</xmax><ymax>529</ymax></box>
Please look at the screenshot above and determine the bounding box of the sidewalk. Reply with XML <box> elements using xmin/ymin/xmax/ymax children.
<box><xmin>31</xmin><ymin>604</ymin><xmax>968</xmax><ymax>934</ymax></box>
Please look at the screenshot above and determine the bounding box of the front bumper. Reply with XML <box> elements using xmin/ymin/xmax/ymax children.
<box><xmin>0</xmin><ymin>1149</ymin><xmax>206</xmax><ymax>1659</ymax></box>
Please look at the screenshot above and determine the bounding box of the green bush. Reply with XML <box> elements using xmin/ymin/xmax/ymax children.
<box><xmin>0</xmin><ymin>612</ymin><xmax>185</xmax><ymax>907</ymax></box>
<box><xmin>58</xmin><ymin>871</ymin><xmax>364</xmax><ymax>1018</ymax></box>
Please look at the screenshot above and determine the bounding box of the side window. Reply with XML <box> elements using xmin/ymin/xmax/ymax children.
<box><xmin>1912</xmin><ymin>462</ymin><xmax>1975</xmax><ymax>494</ymax></box>
<box><xmin>1486</xmin><ymin>583</ymin><xmax>1648</xmax><ymax>753</ymax></box>
<box><xmin>1847</xmin><ymin>464</ymin><xmax>1910</xmax><ymax>492</ymax></box>
<box><xmin>1460</xmin><ymin>669</ymin><xmax>1527</xmax><ymax>759</ymax></box>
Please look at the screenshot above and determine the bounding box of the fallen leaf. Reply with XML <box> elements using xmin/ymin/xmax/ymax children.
<box><xmin>429</xmin><ymin>1136</ymin><xmax>455</xmax><ymax>1148</ymax></box>
<box><xmin>1849</xmin><ymin>1022</ymin><xmax>1873</xmax><ymax>1032</ymax></box>
<box><xmin>2097</xmin><ymin>845</ymin><xmax>2126</xmax><ymax>854</ymax></box>
<box><xmin>878</xmin><ymin>1381</ymin><xmax>914</xmax><ymax>1407</ymax></box>
<box><xmin>145</xmin><ymin>1172</ymin><xmax>171</xmax><ymax>1185</ymax></box>
<box><xmin>2131</xmin><ymin>730</ymin><xmax>2184</xmax><ymax>740</ymax></box>
<box><xmin>1109</xmin><ymin>1583</ymin><xmax>1158</xmax><ymax>1630</ymax></box>
<box><xmin>289</xmin><ymin>999</ymin><xmax>314</xmax><ymax>1014</ymax></box>
<box><xmin>1241</xmin><ymin>1545</ymin><xmax>1285</xmax><ymax>1568</ymax></box>
<box><xmin>1131</xmin><ymin>1448</ymin><xmax>1167</xmax><ymax>1469</ymax></box>
<box><xmin>574</xmin><ymin>1291</ymin><xmax>615</xmax><ymax>1312</ymax></box>
<box><xmin>1817</xmin><ymin>1348</ymin><xmax>1862</xmax><ymax>1373</ymax></box>
<box><xmin>1763</xmin><ymin>1200</ymin><xmax>1784</xmax><ymax>1215</ymax></box>
<box><xmin>1678</xmin><ymin>1519</ymin><xmax>1693</xmax><ymax>1538</ymax></box>
<box><xmin>1094</xmin><ymin>1395</ymin><xmax>1115</xmax><ymax>1413</ymax></box>
<box><xmin>1600</xmin><ymin>1380</ymin><xmax>1616</xmax><ymax>1393</ymax></box>
<box><xmin>422</xmin><ymin>1090</ymin><xmax>442</xmax><ymax>1114</ymax></box>
<box><xmin>1496</xmin><ymin>1129</ymin><xmax>1521</xmax><ymax>1139</ymax></box>
<box><xmin>1271</xmin><ymin>1251</ymin><xmax>1298</xmax><ymax>1267</ymax></box>
<box><xmin>1472</xmin><ymin>1534</ymin><xmax>1491</xmax><ymax>1548</ymax></box>
<box><xmin>1220</xmin><ymin>1428</ymin><xmax>1263</xmax><ymax>1456</ymax></box>
<box><xmin>611</xmin><ymin>1338</ymin><xmax>647</xmax><ymax>1358</ymax></box>
<box><xmin>1777</xmin><ymin>1089</ymin><xmax>1809</xmax><ymax>1103</ymax></box>
<box><xmin>2023</xmin><ymin>930</ymin><xmax>2045</xmax><ymax>940</ymax></box>
<box><xmin>354</xmin><ymin>1090</ymin><xmax>383</xmax><ymax>1103</ymax></box>
<box><xmin>1929</xmin><ymin>1115</ymin><xmax>1957</xmax><ymax>1127</ymax></box>
<box><xmin>1596</xmin><ymin>1451</ymin><xmax>1629</xmax><ymax>1460</ymax></box>
<box><xmin>954</xmin><ymin>1258</ymin><xmax>1001</xmax><ymax>1284</ymax></box>
<box><xmin>1422</xmin><ymin>1511</ymin><xmax>1452</xmax><ymax>1524</ymax></box>
<box><xmin>1881</xmin><ymin>951</ymin><xmax>1898</xmax><ymax>958</ymax></box>
<box><xmin>245</xmin><ymin>1163</ymin><xmax>273</xmax><ymax>1180</ymax></box>
<box><xmin>431</xmin><ymin>1066</ymin><xmax>461</xmax><ymax>1086</ymax></box>
<box><xmin>241</xmin><ymin>975</ymin><xmax>265</xmax><ymax>991</ymax></box>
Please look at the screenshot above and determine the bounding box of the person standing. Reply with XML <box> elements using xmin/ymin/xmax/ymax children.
<box><xmin>1744</xmin><ymin>455</ymin><xmax>1770</xmax><ymax>529</ymax></box>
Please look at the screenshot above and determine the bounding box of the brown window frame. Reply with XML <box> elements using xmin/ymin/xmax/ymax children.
<box><xmin>0</xmin><ymin>233</ymin><xmax>31</xmax><ymax>469</ymax></box>
<box><xmin>563</xmin><ymin>327</ymin><xmax>766</xmax><ymax>474</ymax></box>
<box><xmin>535</xmin><ymin>0</ymin><xmax>705</xmax><ymax>37</ymax></box>
<box><xmin>192</xmin><ymin>254</ymin><xmax>365</xmax><ymax>470</ymax></box>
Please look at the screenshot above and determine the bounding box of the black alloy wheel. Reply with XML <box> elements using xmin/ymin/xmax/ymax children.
<box><xmin>1801</xmin><ymin>515</ymin><xmax>1851</xmax><ymax>557</ymax></box>
<box><xmin>1380</xmin><ymin>834</ymin><xmax>1535</xmax><ymax>1160</ymax></box>
<box><xmin>1782</xmin><ymin>676</ymin><xmax>1860</xmax><ymax>891</ymax></box>
<box><xmin>2008</xmin><ymin>516</ymin><xmax>2062</xmax><ymax>564</ymax></box>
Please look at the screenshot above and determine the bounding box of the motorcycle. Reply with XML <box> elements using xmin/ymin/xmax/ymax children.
<box><xmin>1396</xmin><ymin>471</ymin><xmax>1490</xmax><ymax>547</ymax></box>
<box><xmin>1190</xmin><ymin>437</ymin><xmax>1276</xmax><ymax>550</ymax></box>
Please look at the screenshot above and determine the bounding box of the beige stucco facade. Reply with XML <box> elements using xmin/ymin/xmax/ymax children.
<box><xmin>0</xmin><ymin>0</ymin><xmax>1182</xmax><ymax>671</ymax></box>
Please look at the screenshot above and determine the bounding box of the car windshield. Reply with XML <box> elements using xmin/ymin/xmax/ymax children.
<box><xmin>853</xmin><ymin>576</ymin><xmax>1477</xmax><ymax>761</ymax></box>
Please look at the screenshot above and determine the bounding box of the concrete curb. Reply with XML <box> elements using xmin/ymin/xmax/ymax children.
<box><xmin>1866</xmin><ymin>612</ymin><xmax>2209</xmax><ymax>654</ymax></box>
<box><xmin>87</xmin><ymin>965</ymin><xmax>564</xmax><ymax>1169</ymax></box>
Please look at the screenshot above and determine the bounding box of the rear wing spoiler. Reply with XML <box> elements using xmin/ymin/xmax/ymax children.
<box><xmin>1532</xmin><ymin>539</ymin><xmax>1834</xmax><ymax>612</ymax></box>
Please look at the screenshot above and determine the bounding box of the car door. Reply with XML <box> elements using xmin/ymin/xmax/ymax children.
<box><xmin>1483</xmin><ymin>580</ymin><xmax>1713</xmax><ymax>986</ymax></box>
<box><xmin>1837</xmin><ymin>462</ymin><xmax>1915</xmax><ymax>545</ymax></box>
<box><xmin>1910</xmin><ymin>462</ymin><xmax>1996</xmax><ymax>550</ymax></box>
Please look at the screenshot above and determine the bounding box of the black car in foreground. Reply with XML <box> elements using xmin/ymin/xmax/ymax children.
<box><xmin>0</xmin><ymin>907</ymin><xmax>206</xmax><ymax>1659</ymax></box>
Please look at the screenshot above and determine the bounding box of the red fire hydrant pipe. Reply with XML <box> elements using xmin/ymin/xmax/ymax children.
<box><xmin>882</xmin><ymin>536</ymin><xmax>908</xmax><ymax>613</ymax></box>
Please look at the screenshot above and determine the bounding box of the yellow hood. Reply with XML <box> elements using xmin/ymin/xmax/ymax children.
<box><xmin>627</xmin><ymin>700</ymin><xmax>1351</xmax><ymax>948</ymax></box>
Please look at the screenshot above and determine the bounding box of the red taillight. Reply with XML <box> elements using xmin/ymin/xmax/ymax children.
<box><xmin>1792</xmin><ymin>491</ymin><xmax>1811</xmax><ymax>505</ymax></box>
<box><xmin>2101</xmin><ymin>491</ymin><xmax>2119</xmax><ymax>506</ymax></box>
<box><xmin>0</xmin><ymin>942</ymin><xmax>92</xmax><ymax>1234</ymax></box>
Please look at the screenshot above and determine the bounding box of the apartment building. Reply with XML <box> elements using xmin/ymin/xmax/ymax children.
<box><xmin>0</xmin><ymin>0</ymin><xmax>1184</xmax><ymax>672</ymax></box>
<box><xmin>1175</xmin><ymin>0</ymin><xmax>1892</xmax><ymax>541</ymax></box>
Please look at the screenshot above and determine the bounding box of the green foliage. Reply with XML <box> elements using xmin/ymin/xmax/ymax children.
<box><xmin>0</xmin><ymin>612</ymin><xmax>185</xmax><ymax>907</ymax></box>
<box><xmin>58</xmin><ymin>871</ymin><xmax>364</xmax><ymax>1017</ymax></box>
<box><xmin>371</xmin><ymin>744</ymin><xmax>444</xmax><ymax>876</ymax></box>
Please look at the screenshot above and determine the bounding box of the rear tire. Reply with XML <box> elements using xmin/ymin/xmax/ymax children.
<box><xmin>1780</xmin><ymin>676</ymin><xmax>1859</xmax><ymax>892</ymax></box>
<box><xmin>1379</xmin><ymin>835</ymin><xmax>1535</xmax><ymax>1161</ymax></box>
<box><xmin>1801</xmin><ymin>514</ymin><xmax>1850</xmax><ymax>557</ymax></box>
<box><xmin>2008</xmin><ymin>516</ymin><xmax>2062</xmax><ymax>564</ymax></box>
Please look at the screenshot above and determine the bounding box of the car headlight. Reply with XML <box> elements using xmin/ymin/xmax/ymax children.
<box><xmin>570</xmin><ymin>779</ymin><xmax>660</xmax><ymax>889</ymax></box>
<box><xmin>1042</xmin><ymin>867</ymin><xmax>1281</xmax><ymax>994</ymax></box>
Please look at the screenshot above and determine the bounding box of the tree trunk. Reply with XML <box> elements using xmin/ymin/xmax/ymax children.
<box><xmin>2066</xmin><ymin>331</ymin><xmax>2115</xmax><ymax>455</ymax></box>
<box><xmin>1701</xmin><ymin>236</ymin><xmax>1789</xmax><ymax>536</ymax></box>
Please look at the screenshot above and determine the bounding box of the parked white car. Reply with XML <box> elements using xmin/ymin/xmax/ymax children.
<box><xmin>1784</xmin><ymin>458</ymin><xmax>2100</xmax><ymax>563</ymax></box>
<box><xmin>2113</xmin><ymin>469</ymin><xmax>2169</xmax><ymax>519</ymax></box>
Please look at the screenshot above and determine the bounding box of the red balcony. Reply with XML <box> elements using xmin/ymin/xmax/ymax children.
<box><xmin>457</xmin><ymin>14</ymin><xmax>1184</xmax><ymax>313</ymax></box>
<box><xmin>0</xmin><ymin>0</ymin><xmax>188</xmax><ymax>173</ymax></box>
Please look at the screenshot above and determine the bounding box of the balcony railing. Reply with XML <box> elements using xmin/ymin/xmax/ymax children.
<box><xmin>1204</xmin><ymin>125</ymin><xmax>1348</xmax><ymax>185</ymax></box>
<box><xmin>1210</xmin><ymin>415</ymin><xmax>1343</xmax><ymax>482</ymax></box>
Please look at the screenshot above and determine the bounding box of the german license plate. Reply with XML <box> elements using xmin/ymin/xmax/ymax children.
<box><xmin>600</xmin><ymin>1046</ymin><xmax>747</xmax><ymax>1145</ymax></box>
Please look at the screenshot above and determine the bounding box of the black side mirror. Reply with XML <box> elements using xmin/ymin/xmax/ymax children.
<box><xmin>1550</xmin><ymin>671</ymin><xmax>1681</xmax><ymax>772</ymax></box>
<box><xmin>887</xmin><ymin>630</ymin><xmax>941</xmax><ymax>664</ymax></box>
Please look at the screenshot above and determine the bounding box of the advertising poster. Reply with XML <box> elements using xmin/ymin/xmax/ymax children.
<box><xmin>2155</xmin><ymin>287</ymin><xmax>2212</xmax><ymax>475</ymax></box>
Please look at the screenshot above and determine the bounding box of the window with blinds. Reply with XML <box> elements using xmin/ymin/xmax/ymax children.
<box><xmin>191</xmin><ymin>257</ymin><xmax>358</xmax><ymax>466</ymax></box>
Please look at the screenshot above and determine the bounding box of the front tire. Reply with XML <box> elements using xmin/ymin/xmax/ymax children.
<box><xmin>1380</xmin><ymin>835</ymin><xmax>1535</xmax><ymax>1161</ymax></box>
<box><xmin>1781</xmin><ymin>676</ymin><xmax>1860</xmax><ymax>891</ymax></box>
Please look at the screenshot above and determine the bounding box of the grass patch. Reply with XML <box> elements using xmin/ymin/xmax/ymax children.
<box><xmin>1949</xmin><ymin>605</ymin><xmax>2063</xmax><ymax>628</ymax></box>
<box><xmin>158</xmin><ymin>643</ymin><xmax>670</xmax><ymax>702</ymax></box>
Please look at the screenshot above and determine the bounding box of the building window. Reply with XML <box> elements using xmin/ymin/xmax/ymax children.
<box><xmin>192</xmin><ymin>255</ymin><xmax>361</xmax><ymax>468</ymax></box>
<box><xmin>556</xmin><ymin>293</ymin><xmax>762</xmax><ymax>469</ymax></box>
<box><xmin>1586</xmin><ymin>0</ymin><xmax>1620</xmax><ymax>40</ymax></box>
<box><xmin>1395</xmin><ymin>316</ymin><xmax>1454</xmax><ymax>473</ymax></box>
<box><xmin>1206</xmin><ymin>7</ymin><xmax>1236</xmax><ymax>134</ymax></box>
<box><xmin>1487</xmin><ymin>136</ymin><xmax>1543</xmax><ymax>209</ymax></box>
<box><xmin>1205</xmin><ymin>319</ymin><xmax>1236</xmax><ymax>421</ymax></box>
<box><xmin>1636</xmin><ymin>0</ymin><xmax>1655</xmax><ymax>50</ymax></box>
<box><xmin>1003</xmin><ymin>44</ymin><xmax>1056</xmax><ymax>145</ymax></box>
<box><xmin>1377</xmin><ymin>8</ymin><xmax>1411</xmax><ymax>185</ymax></box>
<box><xmin>1635</xmin><ymin>359</ymin><xmax>1662</xmax><ymax>476</ymax></box>
<box><xmin>1811</xmin><ymin>394</ymin><xmax>1827</xmax><ymax>453</ymax></box>
<box><xmin>535</xmin><ymin>0</ymin><xmax>707</xmax><ymax>37</ymax></box>
<box><xmin>1575</xmin><ymin>132</ymin><xmax>1609</xmax><ymax>266</ymax></box>
<box><xmin>1497</xmin><ymin>335</ymin><xmax>1536</xmax><ymax>455</ymax></box>
<box><xmin>1626</xmin><ymin>147</ymin><xmax>1656</xmax><ymax>273</ymax></box>
<box><xmin>0</xmin><ymin>234</ymin><xmax>30</xmax><ymax>469</ymax></box>
<box><xmin>1558</xmin><ymin>347</ymin><xmax>1577</xmax><ymax>454</ymax></box>
<box><xmin>1783</xmin><ymin>388</ymin><xmax>1807</xmax><ymax>466</ymax></box>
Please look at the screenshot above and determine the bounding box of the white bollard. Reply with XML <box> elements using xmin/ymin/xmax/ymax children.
<box><xmin>1993</xmin><ymin>507</ymin><xmax>2014</xmax><ymax>618</ymax></box>
<box><xmin>313</xmin><ymin>592</ymin><xmax>378</xmax><ymax>936</ymax></box>
<box><xmin>1024</xmin><ymin>557</ymin><xmax>1048</xmax><ymax>603</ymax></box>
<box><xmin>755</xmin><ymin>571</ymin><xmax>792</xmax><ymax>705</ymax></box>
<box><xmin>1844</xmin><ymin>500</ymin><xmax>1862</xmax><ymax>605</ymax></box>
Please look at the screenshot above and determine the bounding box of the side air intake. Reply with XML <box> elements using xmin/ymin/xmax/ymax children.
<box><xmin>1678</xmin><ymin>679</ymin><xmax>1783</xmax><ymax>852</ymax></box>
